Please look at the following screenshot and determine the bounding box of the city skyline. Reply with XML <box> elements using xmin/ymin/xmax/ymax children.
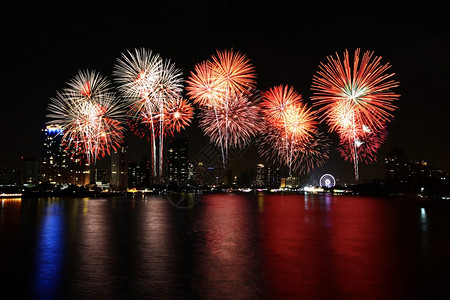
<box><xmin>2</xmin><ymin>2</ymin><xmax>449</xmax><ymax>184</ymax></box>
<box><xmin>8</xmin><ymin>129</ymin><xmax>448</xmax><ymax>191</ymax></box>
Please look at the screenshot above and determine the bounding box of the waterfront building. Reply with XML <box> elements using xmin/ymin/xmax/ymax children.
<box><xmin>265</xmin><ymin>165</ymin><xmax>281</xmax><ymax>188</ymax></box>
<box><xmin>255</xmin><ymin>164</ymin><xmax>265</xmax><ymax>188</ymax></box>
<box><xmin>41</xmin><ymin>125</ymin><xmax>90</xmax><ymax>186</ymax></box>
<box><xmin>168</xmin><ymin>138</ymin><xmax>189</xmax><ymax>186</ymax></box>
<box><xmin>111</xmin><ymin>145</ymin><xmax>128</xmax><ymax>190</ymax></box>
<box><xmin>280</xmin><ymin>177</ymin><xmax>300</xmax><ymax>189</ymax></box>
<box><xmin>41</xmin><ymin>124</ymin><xmax>66</xmax><ymax>184</ymax></box>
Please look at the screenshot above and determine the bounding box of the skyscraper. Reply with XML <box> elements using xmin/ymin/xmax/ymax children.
<box><xmin>255</xmin><ymin>164</ymin><xmax>265</xmax><ymax>188</ymax></box>
<box><xmin>41</xmin><ymin>124</ymin><xmax>66</xmax><ymax>184</ymax></box>
<box><xmin>41</xmin><ymin>124</ymin><xmax>90</xmax><ymax>186</ymax></box>
<box><xmin>111</xmin><ymin>144</ymin><xmax>128</xmax><ymax>190</ymax></box>
<box><xmin>168</xmin><ymin>138</ymin><xmax>189</xmax><ymax>185</ymax></box>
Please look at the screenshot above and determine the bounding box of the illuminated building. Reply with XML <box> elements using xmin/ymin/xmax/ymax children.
<box><xmin>253</xmin><ymin>164</ymin><xmax>282</xmax><ymax>189</ymax></box>
<box><xmin>168</xmin><ymin>138</ymin><xmax>189</xmax><ymax>185</ymax></box>
<box><xmin>111</xmin><ymin>145</ymin><xmax>128</xmax><ymax>190</ymax></box>
<box><xmin>41</xmin><ymin>125</ymin><xmax>65</xmax><ymax>184</ymax></box>
<box><xmin>41</xmin><ymin>124</ymin><xmax>90</xmax><ymax>186</ymax></box>
<box><xmin>255</xmin><ymin>164</ymin><xmax>265</xmax><ymax>188</ymax></box>
<box><xmin>280</xmin><ymin>177</ymin><xmax>300</xmax><ymax>189</ymax></box>
<box><xmin>265</xmin><ymin>165</ymin><xmax>281</xmax><ymax>188</ymax></box>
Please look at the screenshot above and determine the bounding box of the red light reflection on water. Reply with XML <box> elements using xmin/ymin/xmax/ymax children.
<box><xmin>192</xmin><ymin>193</ymin><xmax>262</xmax><ymax>298</ymax></box>
<box><xmin>258</xmin><ymin>194</ymin><xmax>416</xmax><ymax>299</ymax></box>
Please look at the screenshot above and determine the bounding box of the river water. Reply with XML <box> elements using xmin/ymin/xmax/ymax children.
<box><xmin>1</xmin><ymin>193</ymin><xmax>449</xmax><ymax>299</ymax></box>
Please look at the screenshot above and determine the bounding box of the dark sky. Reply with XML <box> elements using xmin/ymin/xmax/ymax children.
<box><xmin>1</xmin><ymin>1</ymin><xmax>449</xmax><ymax>185</ymax></box>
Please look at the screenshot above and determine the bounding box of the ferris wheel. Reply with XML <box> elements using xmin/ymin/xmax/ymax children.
<box><xmin>319</xmin><ymin>174</ymin><xmax>336</xmax><ymax>188</ymax></box>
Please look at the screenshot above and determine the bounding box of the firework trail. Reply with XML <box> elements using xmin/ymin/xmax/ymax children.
<box><xmin>311</xmin><ymin>49</ymin><xmax>399</xmax><ymax>180</ymax></box>
<box><xmin>187</xmin><ymin>49</ymin><xmax>257</xmax><ymax>168</ymax></box>
<box><xmin>47</xmin><ymin>70</ymin><xmax>127</xmax><ymax>164</ymax></box>
<box><xmin>258</xmin><ymin>85</ymin><xmax>325</xmax><ymax>176</ymax></box>
<box><xmin>114</xmin><ymin>48</ymin><xmax>185</xmax><ymax>178</ymax></box>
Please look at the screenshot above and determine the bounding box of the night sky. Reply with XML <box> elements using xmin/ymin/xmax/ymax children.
<box><xmin>2</xmin><ymin>1</ymin><xmax>449</xmax><ymax>184</ymax></box>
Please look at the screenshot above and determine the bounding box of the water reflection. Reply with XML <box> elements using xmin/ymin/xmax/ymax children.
<box><xmin>74</xmin><ymin>198</ymin><xmax>116</xmax><ymax>298</ymax></box>
<box><xmin>32</xmin><ymin>199</ymin><xmax>64</xmax><ymax>299</ymax></box>
<box><xmin>65</xmin><ymin>196</ymin><xmax>187</xmax><ymax>298</ymax></box>
<box><xmin>0</xmin><ymin>194</ymin><xmax>448</xmax><ymax>299</ymax></box>
<box><xmin>192</xmin><ymin>193</ymin><xmax>262</xmax><ymax>298</ymax></box>
<box><xmin>259</xmin><ymin>194</ymin><xmax>418</xmax><ymax>299</ymax></box>
<box><xmin>1</xmin><ymin>198</ymin><xmax>22</xmax><ymax>209</ymax></box>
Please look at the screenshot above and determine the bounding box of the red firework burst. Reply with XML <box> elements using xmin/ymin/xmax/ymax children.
<box><xmin>185</xmin><ymin>61</ymin><xmax>224</xmax><ymax>108</ymax></box>
<box><xmin>164</xmin><ymin>97</ymin><xmax>194</xmax><ymax>136</ymax></box>
<box><xmin>198</xmin><ymin>93</ymin><xmax>261</xmax><ymax>149</ymax></box>
<box><xmin>260</xmin><ymin>85</ymin><xmax>303</xmax><ymax>124</ymax></box>
<box><xmin>209</xmin><ymin>49</ymin><xmax>257</xmax><ymax>97</ymax></box>
<box><xmin>257</xmin><ymin>84</ymin><xmax>326</xmax><ymax>175</ymax></box>
<box><xmin>311</xmin><ymin>49</ymin><xmax>399</xmax><ymax>180</ymax></box>
<box><xmin>186</xmin><ymin>49</ymin><xmax>256</xmax><ymax>107</ymax></box>
<box><xmin>186</xmin><ymin>49</ymin><xmax>258</xmax><ymax>168</ymax></box>
<box><xmin>311</xmin><ymin>48</ymin><xmax>399</xmax><ymax>131</ymax></box>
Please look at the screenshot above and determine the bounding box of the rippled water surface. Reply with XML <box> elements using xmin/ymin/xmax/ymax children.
<box><xmin>1</xmin><ymin>193</ymin><xmax>449</xmax><ymax>299</ymax></box>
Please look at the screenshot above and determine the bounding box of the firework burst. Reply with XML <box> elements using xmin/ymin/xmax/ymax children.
<box><xmin>164</xmin><ymin>97</ymin><xmax>195</xmax><ymax>136</ymax></box>
<box><xmin>198</xmin><ymin>93</ymin><xmax>262</xmax><ymax>150</ymax></box>
<box><xmin>258</xmin><ymin>124</ymin><xmax>329</xmax><ymax>175</ymax></box>
<box><xmin>258</xmin><ymin>84</ymin><xmax>327</xmax><ymax>175</ymax></box>
<box><xmin>114</xmin><ymin>48</ymin><xmax>186</xmax><ymax>178</ymax></box>
<box><xmin>187</xmin><ymin>49</ymin><xmax>258</xmax><ymax>168</ymax></box>
<box><xmin>47</xmin><ymin>70</ymin><xmax>127</xmax><ymax>164</ymax></box>
<box><xmin>260</xmin><ymin>85</ymin><xmax>303</xmax><ymax>123</ymax></box>
<box><xmin>337</xmin><ymin>125</ymin><xmax>387</xmax><ymax>164</ymax></box>
<box><xmin>311</xmin><ymin>48</ymin><xmax>399</xmax><ymax>180</ymax></box>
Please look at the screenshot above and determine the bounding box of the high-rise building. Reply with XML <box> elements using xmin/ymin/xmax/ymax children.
<box><xmin>41</xmin><ymin>124</ymin><xmax>90</xmax><ymax>186</ymax></box>
<box><xmin>67</xmin><ymin>153</ymin><xmax>90</xmax><ymax>186</ymax></box>
<box><xmin>111</xmin><ymin>145</ymin><xmax>128</xmax><ymax>190</ymax></box>
<box><xmin>168</xmin><ymin>138</ymin><xmax>189</xmax><ymax>185</ymax></box>
<box><xmin>41</xmin><ymin>125</ymin><xmax>67</xmax><ymax>184</ymax></box>
<box><xmin>255</xmin><ymin>164</ymin><xmax>265</xmax><ymax>188</ymax></box>
<box><xmin>265</xmin><ymin>165</ymin><xmax>281</xmax><ymax>188</ymax></box>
